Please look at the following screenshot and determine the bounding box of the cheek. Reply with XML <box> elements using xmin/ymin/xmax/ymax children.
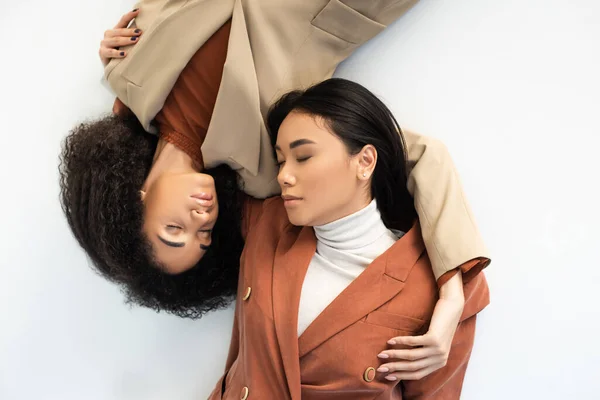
<box><xmin>304</xmin><ymin>159</ymin><xmax>355</xmax><ymax>200</ymax></box>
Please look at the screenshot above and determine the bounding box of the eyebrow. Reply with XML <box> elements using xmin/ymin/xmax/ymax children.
<box><xmin>274</xmin><ymin>138</ymin><xmax>316</xmax><ymax>151</ymax></box>
<box><xmin>157</xmin><ymin>235</ymin><xmax>185</xmax><ymax>248</ymax></box>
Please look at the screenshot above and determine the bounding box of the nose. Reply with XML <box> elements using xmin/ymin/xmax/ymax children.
<box><xmin>277</xmin><ymin>165</ymin><xmax>296</xmax><ymax>187</ymax></box>
<box><xmin>191</xmin><ymin>208</ymin><xmax>212</xmax><ymax>226</ymax></box>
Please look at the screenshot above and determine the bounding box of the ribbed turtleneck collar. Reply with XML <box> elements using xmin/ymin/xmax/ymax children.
<box><xmin>314</xmin><ymin>200</ymin><xmax>390</xmax><ymax>251</ymax></box>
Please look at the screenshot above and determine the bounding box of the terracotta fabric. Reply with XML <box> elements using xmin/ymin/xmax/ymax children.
<box><xmin>208</xmin><ymin>198</ymin><xmax>490</xmax><ymax>399</ymax></box>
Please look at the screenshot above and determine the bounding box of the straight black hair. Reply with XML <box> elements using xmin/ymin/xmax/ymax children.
<box><xmin>267</xmin><ymin>78</ymin><xmax>416</xmax><ymax>231</ymax></box>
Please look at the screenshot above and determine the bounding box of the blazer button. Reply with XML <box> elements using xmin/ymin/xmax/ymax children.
<box><xmin>242</xmin><ymin>287</ymin><xmax>252</xmax><ymax>301</ymax></box>
<box><xmin>241</xmin><ymin>386</ymin><xmax>249</xmax><ymax>400</ymax></box>
<box><xmin>363</xmin><ymin>367</ymin><xmax>376</xmax><ymax>382</ymax></box>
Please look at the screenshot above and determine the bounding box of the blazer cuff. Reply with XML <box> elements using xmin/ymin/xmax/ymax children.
<box><xmin>436</xmin><ymin>257</ymin><xmax>491</xmax><ymax>288</ymax></box>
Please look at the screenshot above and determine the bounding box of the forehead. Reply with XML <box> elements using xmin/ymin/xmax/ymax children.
<box><xmin>277</xmin><ymin>112</ymin><xmax>334</xmax><ymax>145</ymax></box>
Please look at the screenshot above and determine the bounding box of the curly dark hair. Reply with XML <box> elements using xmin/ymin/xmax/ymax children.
<box><xmin>59</xmin><ymin>113</ymin><xmax>244</xmax><ymax>319</ymax></box>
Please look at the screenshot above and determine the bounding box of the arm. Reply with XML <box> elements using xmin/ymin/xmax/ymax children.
<box><xmin>375</xmin><ymin>131</ymin><xmax>489</xmax><ymax>379</ymax></box>
<box><xmin>403</xmin><ymin>130</ymin><xmax>490</xmax><ymax>283</ymax></box>
<box><xmin>381</xmin><ymin>272</ymin><xmax>490</xmax><ymax>395</ymax></box>
<box><xmin>401</xmin><ymin>315</ymin><xmax>478</xmax><ymax>399</ymax></box>
<box><xmin>377</xmin><ymin>272</ymin><xmax>465</xmax><ymax>381</ymax></box>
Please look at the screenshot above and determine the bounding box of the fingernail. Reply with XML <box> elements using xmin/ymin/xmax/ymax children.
<box><xmin>131</xmin><ymin>37</ymin><xmax>138</xmax><ymax>41</ymax></box>
<box><xmin>377</xmin><ymin>353</ymin><xmax>389</xmax><ymax>359</ymax></box>
<box><xmin>387</xmin><ymin>340</ymin><xmax>396</xmax><ymax>345</ymax></box>
<box><xmin>377</xmin><ymin>367</ymin><xmax>389</xmax><ymax>373</ymax></box>
<box><xmin>120</xmin><ymin>51</ymin><xmax>125</xmax><ymax>56</ymax></box>
<box><xmin>132</xmin><ymin>8</ymin><xmax>139</xmax><ymax>12</ymax></box>
<box><xmin>385</xmin><ymin>376</ymin><xmax>398</xmax><ymax>381</ymax></box>
<box><xmin>134</xmin><ymin>29</ymin><xmax>141</xmax><ymax>33</ymax></box>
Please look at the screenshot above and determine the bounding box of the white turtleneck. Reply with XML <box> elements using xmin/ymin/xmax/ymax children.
<box><xmin>297</xmin><ymin>200</ymin><xmax>404</xmax><ymax>336</ymax></box>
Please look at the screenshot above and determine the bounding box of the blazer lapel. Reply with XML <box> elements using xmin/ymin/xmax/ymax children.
<box><xmin>201</xmin><ymin>0</ymin><xmax>262</xmax><ymax>176</ymax></box>
<box><xmin>298</xmin><ymin>221</ymin><xmax>425</xmax><ymax>358</ymax></box>
<box><xmin>272</xmin><ymin>226</ymin><xmax>316</xmax><ymax>400</ymax></box>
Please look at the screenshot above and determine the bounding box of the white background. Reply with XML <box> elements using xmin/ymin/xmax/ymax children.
<box><xmin>1</xmin><ymin>0</ymin><xmax>599</xmax><ymax>399</ymax></box>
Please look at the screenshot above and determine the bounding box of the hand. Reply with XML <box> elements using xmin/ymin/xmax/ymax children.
<box><xmin>99</xmin><ymin>8</ymin><xmax>142</xmax><ymax>66</ymax></box>
<box><xmin>376</xmin><ymin>272</ymin><xmax>465</xmax><ymax>381</ymax></box>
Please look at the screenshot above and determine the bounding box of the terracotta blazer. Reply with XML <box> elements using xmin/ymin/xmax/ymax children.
<box><xmin>207</xmin><ymin>198</ymin><xmax>490</xmax><ymax>400</ymax></box>
<box><xmin>105</xmin><ymin>0</ymin><xmax>490</xmax><ymax>280</ymax></box>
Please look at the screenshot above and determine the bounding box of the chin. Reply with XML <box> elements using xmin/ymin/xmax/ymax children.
<box><xmin>286</xmin><ymin>211</ymin><xmax>309</xmax><ymax>227</ymax></box>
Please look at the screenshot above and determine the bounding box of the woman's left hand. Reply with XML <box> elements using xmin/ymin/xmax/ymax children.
<box><xmin>376</xmin><ymin>272</ymin><xmax>465</xmax><ymax>381</ymax></box>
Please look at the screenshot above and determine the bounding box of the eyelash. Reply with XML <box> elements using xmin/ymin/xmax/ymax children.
<box><xmin>277</xmin><ymin>156</ymin><xmax>311</xmax><ymax>167</ymax></box>
<box><xmin>167</xmin><ymin>225</ymin><xmax>211</xmax><ymax>235</ymax></box>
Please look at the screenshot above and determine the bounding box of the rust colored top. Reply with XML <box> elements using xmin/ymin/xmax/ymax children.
<box><xmin>113</xmin><ymin>20</ymin><xmax>232</xmax><ymax>168</ymax></box>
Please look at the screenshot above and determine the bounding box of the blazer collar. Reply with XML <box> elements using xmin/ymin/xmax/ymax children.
<box><xmin>201</xmin><ymin>0</ymin><xmax>263</xmax><ymax>176</ymax></box>
<box><xmin>297</xmin><ymin>220</ymin><xmax>424</xmax><ymax>358</ymax></box>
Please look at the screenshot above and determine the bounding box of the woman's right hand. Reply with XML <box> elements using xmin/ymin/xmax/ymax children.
<box><xmin>99</xmin><ymin>8</ymin><xmax>143</xmax><ymax>66</ymax></box>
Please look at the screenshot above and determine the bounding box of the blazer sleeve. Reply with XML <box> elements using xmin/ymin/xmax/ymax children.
<box><xmin>401</xmin><ymin>315</ymin><xmax>478</xmax><ymax>399</ymax></box>
<box><xmin>403</xmin><ymin>130</ymin><xmax>491</xmax><ymax>282</ymax></box>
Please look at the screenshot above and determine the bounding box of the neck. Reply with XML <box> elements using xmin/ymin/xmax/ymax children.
<box><xmin>143</xmin><ymin>139</ymin><xmax>200</xmax><ymax>191</ymax></box>
<box><xmin>314</xmin><ymin>200</ymin><xmax>389</xmax><ymax>251</ymax></box>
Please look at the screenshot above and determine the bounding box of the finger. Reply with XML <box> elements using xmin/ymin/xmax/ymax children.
<box><xmin>104</xmin><ymin>28</ymin><xmax>142</xmax><ymax>39</ymax></box>
<box><xmin>378</xmin><ymin>347</ymin><xmax>434</xmax><ymax>361</ymax></box>
<box><xmin>383</xmin><ymin>365</ymin><xmax>440</xmax><ymax>381</ymax></box>
<box><xmin>99</xmin><ymin>48</ymin><xmax>127</xmax><ymax>61</ymax></box>
<box><xmin>101</xmin><ymin>35</ymin><xmax>140</xmax><ymax>49</ymax></box>
<box><xmin>388</xmin><ymin>334</ymin><xmax>432</xmax><ymax>347</ymax></box>
<box><xmin>377</xmin><ymin>357</ymin><xmax>442</xmax><ymax>374</ymax></box>
<box><xmin>114</xmin><ymin>8</ymin><xmax>140</xmax><ymax>29</ymax></box>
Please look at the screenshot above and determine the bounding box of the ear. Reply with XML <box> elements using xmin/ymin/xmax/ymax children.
<box><xmin>357</xmin><ymin>144</ymin><xmax>377</xmax><ymax>180</ymax></box>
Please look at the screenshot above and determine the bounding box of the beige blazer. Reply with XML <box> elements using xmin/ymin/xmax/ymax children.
<box><xmin>104</xmin><ymin>0</ymin><xmax>490</xmax><ymax>279</ymax></box>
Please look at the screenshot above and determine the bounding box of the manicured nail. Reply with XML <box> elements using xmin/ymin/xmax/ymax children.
<box><xmin>387</xmin><ymin>340</ymin><xmax>396</xmax><ymax>345</ymax></box>
<box><xmin>377</xmin><ymin>353</ymin><xmax>389</xmax><ymax>359</ymax></box>
<box><xmin>131</xmin><ymin>36</ymin><xmax>138</xmax><ymax>41</ymax></box>
<box><xmin>132</xmin><ymin>8</ymin><xmax>139</xmax><ymax>12</ymax></box>
<box><xmin>134</xmin><ymin>29</ymin><xmax>141</xmax><ymax>33</ymax></box>
<box><xmin>385</xmin><ymin>376</ymin><xmax>398</xmax><ymax>381</ymax></box>
<box><xmin>120</xmin><ymin>51</ymin><xmax>125</xmax><ymax>56</ymax></box>
<box><xmin>377</xmin><ymin>367</ymin><xmax>389</xmax><ymax>373</ymax></box>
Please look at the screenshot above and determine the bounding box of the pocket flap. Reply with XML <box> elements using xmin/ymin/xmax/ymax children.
<box><xmin>365</xmin><ymin>310</ymin><xmax>426</xmax><ymax>332</ymax></box>
<box><xmin>311</xmin><ymin>0</ymin><xmax>385</xmax><ymax>45</ymax></box>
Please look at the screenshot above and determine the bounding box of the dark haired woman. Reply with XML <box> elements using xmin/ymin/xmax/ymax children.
<box><xmin>207</xmin><ymin>78</ymin><xmax>489</xmax><ymax>399</ymax></box>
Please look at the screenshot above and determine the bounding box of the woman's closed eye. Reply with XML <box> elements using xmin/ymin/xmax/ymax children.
<box><xmin>276</xmin><ymin>155</ymin><xmax>312</xmax><ymax>169</ymax></box>
<box><xmin>166</xmin><ymin>224</ymin><xmax>182</xmax><ymax>232</ymax></box>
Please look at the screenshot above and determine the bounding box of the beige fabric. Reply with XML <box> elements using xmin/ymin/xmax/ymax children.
<box><xmin>104</xmin><ymin>0</ymin><xmax>490</xmax><ymax>279</ymax></box>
